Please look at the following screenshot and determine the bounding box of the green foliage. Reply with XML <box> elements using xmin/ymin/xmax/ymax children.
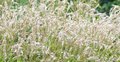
<box><xmin>96</xmin><ymin>2</ymin><xmax>113</xmax><ymax>15</ymax></box>
<box><xmin>96</xmin><ymin>0</ymin><xmax>120</xmax><ymax>15</ymax></box>
<box><xmin>16</xmin><ymin>0</ymin><xmax>28</xmax><ymax>6</ymax></box>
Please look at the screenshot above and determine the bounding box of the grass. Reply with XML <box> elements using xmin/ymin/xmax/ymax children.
<box><xmin>0</xmin><ymin>0</ymin><xmax>120</xmax><ymax>62</ymax></box>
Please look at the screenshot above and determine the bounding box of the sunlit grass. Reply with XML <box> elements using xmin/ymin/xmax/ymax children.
<box><xmin>0</xmin><ymin>0</ymin><xmax>120</xmax><ymax>62</ymax></box>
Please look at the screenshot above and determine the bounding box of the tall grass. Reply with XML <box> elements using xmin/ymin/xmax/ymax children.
<box><xmin>0</xmin><ymin>0</ymin><xmax>120</xmax><ymax>62</ymax></box>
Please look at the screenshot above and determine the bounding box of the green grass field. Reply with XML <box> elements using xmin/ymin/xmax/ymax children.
<box><xmin>0</xmin><ymin>0</ymin><xmax>120</xmax><ymax>62</ymax></box>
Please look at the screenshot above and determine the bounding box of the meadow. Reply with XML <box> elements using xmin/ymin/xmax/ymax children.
<box><xmin>0</xmin><ymin>0</ymin><xmax>120</xmax><ymax>62</ymax></box>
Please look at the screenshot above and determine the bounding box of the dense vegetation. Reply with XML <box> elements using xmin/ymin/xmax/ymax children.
<box><xmin>96</xmin><ymin>0</ymin><xmax>120</xmax><ymax>15</ymax></box>
<box><xmin>0</xmin><ymin>0</ymin><xmax>120</xmax><ymax>62</ymax></box>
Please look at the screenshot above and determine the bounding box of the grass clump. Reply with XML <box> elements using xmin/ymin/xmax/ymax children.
<box><xmin>0</xmin><ymin>0</ymin><xmax>120</xmax><ymax>62</ymax></box>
